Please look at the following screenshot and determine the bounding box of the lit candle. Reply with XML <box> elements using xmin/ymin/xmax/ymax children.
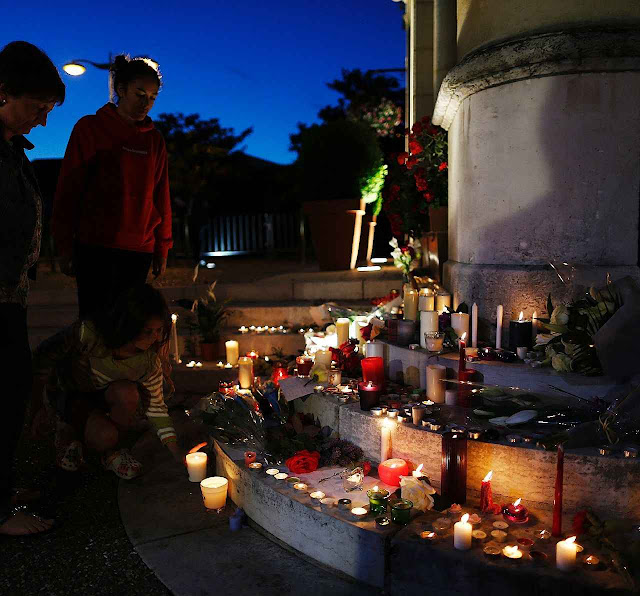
<box><xmin>248</xmin><ymin>462</ymin><xmax>262</xmax><ymax>471</ymax></box>
<box><xmin>466</xmin><ymin>306</ymin><xmax>475</xmax><ymax>352</ymax></box>
<box><xmin>265</xmin><ymin>468</ymin><xmax>279</xmax><ymax>476</ymax></box>
<box><xmin>336</xmin><ymin>318</ymin><xmax>350</xmax><ymax>347</ymax></box>
<box><xmin>239</xmin><ymin>326</ymin><xmax>249</xmax><ymax>334</ymax></box>
<box><xmin>238</xmin><ymin>357</ymin><xmax>253</xmax><ymax>389</ymax></box>
<box><xmin>186</xmin><ymin>361</ymin><xmax>195</xmax><ymax>368</ymax></box>
<box><xmin>378</xmin><ymin>458</ymin><xmax>408</xmax><ymax>487</ymax></box>
<box><xmin>453</xmin><ymin>513</ymin><xmax>472</xmax><ymax>550</ymax></box>
<box><xmin>186</xmin><ymin>452</ymin><xmax>207</xmax><ymax>482</ymax></box>
<box><xmin>351</xmin><ymin>507</ymin><xmax>368</xmax><ymax>519</ymax></box>
<box><xmin>224</xmin><ymin>362</ymin><xmax>233</xmax><ymax>369</ymax></box>
<box><xmin>418</xmin><ymin>288</ymin><xmax>435</xmax><ymax>311</ymax></box>
<box><xmin>195</xmin><ymin>361</ymin><xmax>202</xmax><ymax>368</ymax></box>
<box><xmin>426</xmin><ymin>364</ymin><xmax>446</xmax><ymax>403</ymax></box>
<box><xmin>436</xmin><ymin>292</ymin><xmax>452</xmax><ymax>314</ymax></box>
<box><xmin>244</xmin><ymin>451</ymin><xmax>257</xmax><ymax>466</ymax></box>
<box><xmin>367</xmin><ymin>485</ymin><xmax>390</xmax><ymax>515</ymax></box>
<box><xmin>310</xmin><ymin>491</ymin><xmax>325</xmax><ymax>501</ymax></box>
<box><xmin>556</xmin><ymin>536</ymin><xmax>578</xmax><ymax>571</ymax></box>
<box><xmin>420</xmin><ymin>311</ymin><xmax>439</xmax><ymax>348</ymax></box>
<box><xmin>200</xmin><ymin>477</ymin><xmax>228</xmax><ymax>511</ymax></box>
<box><xmin>451</xmin><ymin>313</ymin><xmax>470</xmax><ymax>346</ymax></box>
<box><xmin>502</xmin><ymin>498</ymin><xmax>528</xmax><ymax>523</ymax></box>
<box><xmin>480</xmin><ymin>470</ymin><xmax>494</xmax><ymax>513</ymax></box>
<box><xmin>246</xmin><ymin>350</ymin><xmax>259</xmax><ymax>360</ymax></box>
<box><xmin>458</xmin><ymin>332</ymin><xmax>467</xmax><ymax>375</ymax></box>
<box><xmin>170</xmin><ymin>314</ymin><xmax>181</xmax><ymax>364</ymax></box>
<box><xmin>509</xmin><ymin>311</ymin><xmax>533</xmax><ymax>352</ymax></box>
<box><xmin>496</xmin><ymin>305</ymin><xmax>503</xmax><ymax>349</ymax></box>
<box><xmin>404</xmin><ymin>288</ymin><xmax>419</xmax><ymax>321</ymax></box>
<box><xmin>380</xmin><ymin>419</ymin><xmax>394</xmax><ymax>463</ymax></box>
<box><xmin>503</xmin><ymin>545</ymin><xmax>523</xmax><ymax>560</ymax></box>
<box><xmin>274</xmin><ymin>472</ymin><xmax>288</xmax><ymax>480</ymax></box>
<box><xmin>293</xmin><ymin>482</ymin><xmax>308</xmax><ymax>491</ymax></box>
<box><xmin>217</xmin><ymin>361</ymin><xmax>224</xmax><ymax>368</ymax></box>
<box><xmin>225</xmin><ymin>340</ymin><xmax>239</xmax><ymax>366</ymax></box>
<box><xmin>412</xmin><ymin>464</ymin><xmax>425</xmax><ymax>478</ymax></box>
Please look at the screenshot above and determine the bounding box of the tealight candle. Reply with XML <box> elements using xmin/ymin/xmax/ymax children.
<box><xmin>421</xmin><ymin>531</ymin><xmax>438</xmax><ymax>542</ymax></box>
<box><xmin>371</xmin><ymin>407</ymin><xmax>383</xmax><ymax>417</ymax></box>
<box><xmin>244</xmin><ymin>451</ymin><xmax>257</xmax><ymax>466</ymax></box>
<box><xmin>195</xmin><ymin>361</ymin><xmax>202</xmax><ymax>368</ymax></box>
<box><xmin>387</xmin><ymin>409</ymin><xmax>399</xmax><ymax>419</ymax></box>
<box><xmin>472</xmin><ymin>530</ymin><xmax>487</xmax><ymax>541</ymax></box>
<box><xmin>186</xmin><ymin>452</ymin><xmax>208</xmax><ymax>483</ymax></box>
<box><xmin>265</xmin><ymin>468</ymin><xmax>279</xmax><ymax>476</ymax></box>
<box><xmin>491</xmin><ymin>530</ymin><xmax>507</xmax><ymax>542</ymax></box>
<box><xmin>502</xmin><ymin>498</ymin><xmax>528</xmax><ymax>523</ymax></box>
<box><xmin>216</xmin><ymin>361</ymin><xmax>224</xmax><ymax>368</ymax></box>
<box><xmin>537</xmin><ymin>529</ymin><xmax>551</xmax><ymax>541</ymax></box>
<box><xmin>310</xmin><ymin>491</ymin><xmax>325</xmax><ymax>500</ymax></box>
<box><xmin>248</xmin><ymin>462</ymin><xmax>263</xmax><ymax>471</ymax></box>
<box><xmin>320</xmin><ymin>497</ymin><xmax>336</xmax><ymax>507</ymax></box>
<box><xmin>432</xmin><ymin>517</ymin><xmax>452</xmax><ymax>535</ymax></box>
<box><xmin>624</xmin><ymin>447</ymin><xmax>638</xmax><ymax>458</ymax></box>
<box><xmin>599</xmin><ymin>445</ymin><xmax>613</xmax><ymax>456</ymax></box>
<box><xmin>584</xmin><ymin>555</ymin><xmax>600</xmax><ymax>567</ymax></box>
<box><xmin>503</xmin><ymin>545</ymin><xmax>523</xmax><ymax>560</ymax></box>
<box><xmin>484</xmin><ymin>545</ymin><xmax>501</xmax><ymax>557</ymax></box>
<box><xmin>507</xmin><ymin>435</ymin><xmax>521</xmax><ymax>444</ymax></box>
<box><xmin>338</xmin><ymin>498</ymin><xmax>352</xmax><ymax>510</ymax></box>
<box><xmin>493</xmin><ymin>521</ymin><xmax>509</xmax><ymax>530</ymax></box>
<box><xmin>186</xmin><ymin>361</ymin><xmax>195</xmax><ymax>368</ymax></box>
<box><xmin>352</xmin><ymin>507</ymin><xmax>368</xmax><ymax>519</ymax></box>
<box><xmin>453</xmin><ymin>513</ymin><xmax>472</xmax><ymax>550</ymax></box>
<box><xmin>517</xmin><ymin>538</ymin><xmax>535</xmax><ymax>551</ymax></box>
<box><xmin>293</xmin><ymin>482</ymin><xmax>308</xmax><ymax>491</ymax></box>
<box><xmin>556</xmin><ymin>536</ymin><xmax>578</xmax><ymax>571</ymax></box>
<box><xmin>239</xmin><ymin>326</ymin><xmax>248</xmax><ymax>334</ymax></box>
<box><xmin>224</xmin><ymin>363</ymin><xmax>233</xmax><ymax>369</ymax></box>
<box><xmin>274</xmin><ymin>473</ymin><xmax>288</xmax><ymax>480</ymax></box>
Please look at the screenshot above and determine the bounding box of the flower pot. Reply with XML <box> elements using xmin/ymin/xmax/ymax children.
<box><xmin>303</xmin><ymin>198</ymin><xmax>366</xmax><ymax>270</ymax></box>
<box><xmin>428</xmin><ymin>206</ymin><xmax>448</xmax><ymax>233</ymax></box>
<box><xmin>200</xmin><ymin>342</ymin><xmax>216</xmax><ymax>361</ymax></box>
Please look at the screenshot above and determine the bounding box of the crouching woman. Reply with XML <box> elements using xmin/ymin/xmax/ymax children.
<box><xmin>31</xmin><ymin>284</ymin><xmax>183</xmax><ymax>478</ymax></box>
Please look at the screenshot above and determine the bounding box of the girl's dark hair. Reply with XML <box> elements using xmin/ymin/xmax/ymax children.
<box><xmin>110</xmin><ymin>54</ymin><xmax>162</xmax><ymax>103</ymax></box>
<box><xmin>0</xmin><ymin>41</ymin><xmax>65</xmax><ymax>103</ymax></box>
<box><xmin>95</xmin><ymin>284</ymin><xmax>171</xmax><ymax>349</ymax></box>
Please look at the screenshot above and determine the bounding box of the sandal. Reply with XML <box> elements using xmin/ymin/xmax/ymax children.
<box><xmin>102</xmin><ymin>449</ymin><xmax>143</xmax><ymax>480</ymax></box>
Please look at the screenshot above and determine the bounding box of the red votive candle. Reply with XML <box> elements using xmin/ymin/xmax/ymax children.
<box><xmin>441</xmin><ymin>430</ymin><xmax>467</xmax><ymax>506</ymax></box>
<box><xmin>296</xmin><ymin>356</ymin><xmax>313</xmax><ymax>376</ymax></box>
<box><xmin>244</xmin><ymin>451</ymin><xmax>257</xmax><ymax>466</ymax></box>
<box><xmin>378</xmin><ymin>458</ymin><xmax>409</xmax><ymax>487</ymax></box>
<box><xmin>358</xmin><ymin>380</ymin><xmax>382</xmax><ymax>411</ymax></box>
<box><xmin>361</xmin><ymin>356</ymin><xmax>385</xmax><ymax>389</ymax></box>
<box><xmin>271</xmin><ymin>363</ymin><xmax>289</xmax><ymax>387</ymax></box>
<box><xmin>502</xmin><ymin>498</ymin><xmax>529</xmax><ymax>523</ymax></box>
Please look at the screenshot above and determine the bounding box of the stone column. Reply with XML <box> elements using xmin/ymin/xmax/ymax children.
<box><xmin>432</xmin><ymin>26</ymin><xmax>640</xmax><ymax>337</ymax></box>
<box><xmin>408</xmin><ymin>0</ymin><xmax>435</xmax><ymax>124</ymax></box>
<box><xmin>433</xmin><ymin>0</ymin><xmax>457</xmax><ymax>99</ymax></box>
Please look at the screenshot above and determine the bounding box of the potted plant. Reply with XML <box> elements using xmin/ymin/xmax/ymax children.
<box><xmin>296</xmin><ymin>120</ymin><xmax>384</xmax><ymax>270</ymax></box>
<box><xmin>192</xmin><ymin>282</ymin><xmax>232</xmax><ymax>361</ymax></box>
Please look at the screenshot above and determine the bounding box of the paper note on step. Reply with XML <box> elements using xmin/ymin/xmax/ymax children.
<box><xmin>278</xmin><ymin>376</ymin><xmax>316</xmax><ymax>402</ymax></box>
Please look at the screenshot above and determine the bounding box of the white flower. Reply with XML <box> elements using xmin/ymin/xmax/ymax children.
<box><xmin>550</xmin><ymin>305</ymin><xmax>569</xmax><ymax>326</ymax></box>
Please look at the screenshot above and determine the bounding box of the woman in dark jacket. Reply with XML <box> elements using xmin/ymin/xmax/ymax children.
<box><xmin>0</xmin><ymin>41</ymin><xmax>64</xmax><ymax>535</ymax></box>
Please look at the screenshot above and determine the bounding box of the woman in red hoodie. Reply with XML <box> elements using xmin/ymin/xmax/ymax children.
<box><xmin>53</xmin><ymin>55</ymin><xmax>172</xmax><ymax>319</ymax></box>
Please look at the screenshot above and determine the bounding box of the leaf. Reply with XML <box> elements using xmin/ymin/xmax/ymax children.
<box><xmin>547</xmin><ymin>293</ymin><xmax>554</xmax><ymax>318</ymax></box>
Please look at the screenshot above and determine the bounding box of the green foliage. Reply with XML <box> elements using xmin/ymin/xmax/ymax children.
<box><xmin>193</xmin><ymin>283</ymin><xmax>232</xmax><ymax>343</ymax></box>
<box><xmin>295</xmin><ymin>120</ymin><xmax>383</xmax><ymax>202</ymax></box>
<box><xmin>360</xmin><ymin>163</ymin><xmax>388</xmax><ymax>215</ymax></box>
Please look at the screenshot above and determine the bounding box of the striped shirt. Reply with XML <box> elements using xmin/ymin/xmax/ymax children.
<box><xmin>33</xmin><ymin>320</ymin><xmax>176</xmax><ymax>444</ymax></box>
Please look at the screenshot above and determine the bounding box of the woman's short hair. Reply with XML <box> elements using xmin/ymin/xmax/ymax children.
<box><xmin>110</xmin><ymin>54</ymin><xmax>162</xmax><ymax>103</ymax></box>
<box><xmin>0</xmin><ymin>41</ymin><xmax>65</xmax><ymax>104</ymax></box>
<box><xmin>95</xmin><ymin>284</ymin><xmax>171</xmax><ymax>350</ymax></box>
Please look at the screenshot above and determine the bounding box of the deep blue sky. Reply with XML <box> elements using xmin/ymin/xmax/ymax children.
<box><xmin>4</xmin><ymin>0</ymin><xmax>405</xmax><ymax>164</ymax></box>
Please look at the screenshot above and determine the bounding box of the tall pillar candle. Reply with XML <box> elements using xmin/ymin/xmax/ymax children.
<box><xmin>420</xmin><ymin>311</ymin><xmax>439</xmax><ymax>348</ymax></box>
<box><xmin>454</xmin><ymin>513</ymin><xmax>472</xmax><ymax>550</ymax></box>
<box><xmin>436</xmin><ymin>292</ymin><xmax>451</xmax><ymax>314</ymax></box>
<box><xmin>441</xmin><ymin>430</ymin><xmax>467</xmax><ymax>506</ymax></box>
<box><xmin>426</xmin><ymin>364</ymin><xmax>446</xmax><ymax>403</ymax></box>
<box><xmin>186</xmin><ymin>452</ymin><xmax>208</xmax><ymax>482</ymax></box>
<box><xmin>556</xmin><ymin>536</ymin><xmax>578</xmax><ymax>571</ymax></box>
<box><xmin>451</xmin><ymin>313</ymin><xmax>470</xmax><ymax>342</ymax></box>
<box><xmin>381</xmin><ymin>419</ymin><xmax>393</xmax><ymax>462</ymax></box>
<box><xmin>225</xmin><ymin>340</ymin><xmax>239</xmax><ymax>366</ymax></box>
<box><xmin>404</xmin><ymin>288</ymin><xmax>419</xmax><ymax>321</ymax></box>
<box><xmin>238</xmin><ymin>357</ymin><xmax>254</xmax><ymax>389</ymax></box>
<box><xmin>471</xmin><ymin>303</ymin><xmax>478</xmax><ymax>348</ymax></box>
<box><xmin>171</xmin><ymin>314</ymin><xmax>181</xmax><ymax>363</ymax></box>
<box><xmin>509</xmin><ymin>311</ymin><xmax>533</xmax><ymax>352</ymax></box>
<box><xmin>418</xmin><ymin>289</ymin><xmax>435</xmax><ymax>311</ymax></box>
<box><xmin>336</xmin><ymin>318</ymin><xmax>350</xmax><ymax>347</ymax></box>
<box><xmin>356</xmin><ymin>321</ymin><xmax>369</xmax><ymax>346</ymax></box>
<box><xmin>496</xmin><ymin>305</ymin><xmax>504</xmax><ymax>349</ymax></box>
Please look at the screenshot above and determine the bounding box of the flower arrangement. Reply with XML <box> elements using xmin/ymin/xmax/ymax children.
<box><xmin>389</xmin><ymin>236</ymin><xmax>421</xmax><ymax>277</ymax></box>
<box><xmin>348</xmin><ymin>97</ymin><xmax>403</xmax><ymax>137</ymax></box>
<box><xmin>330</xmin><ymin>339</ymin><xmax>361</xmax><ymax>376</ymax></box>
<box><xmin>360</xmin><ymin>163</ymin><xmax>388</xmax><ymax>216</ymax></box>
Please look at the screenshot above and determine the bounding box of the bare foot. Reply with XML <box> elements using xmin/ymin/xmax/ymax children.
<box><xmin>0</xmin><ymin>511</ymin><xmax>54</xmax><ymax>536</ymax></box>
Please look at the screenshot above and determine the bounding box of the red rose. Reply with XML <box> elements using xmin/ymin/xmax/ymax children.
<box><xmin>285</xmin><ymin>450</ymin><xmax>321</xmax><ymax>474</ymax></box>
<box><xmin>412</xmin><ymin>122</ymin><xmax>423</xmax><ymax>134</ymax></box>
<box><xmin>424</xmin><ymin>191</ymin><xmax>435</xmax><ymax>202</ymax></box>
<box><xmin>397</xmin><ymin>152</ymin><xmax>408</xmax><ymax>165</ymax></box>
<box><xmin>406</xmin><ymin>156</ymin><xmax>418</xmax><ymax>170</ymax></box>
<box><xmin>438</xmin><ymin>162</ymin><xmax>448</xmax><ymax>171</ymax></box>
<box><xmin>408</xmin><ymin>140</ymin><xmax>423</xmax><ymax>155</ymax></box>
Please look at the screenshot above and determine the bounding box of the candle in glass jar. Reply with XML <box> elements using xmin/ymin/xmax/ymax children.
<box><xmin>556</xmin><ymin>536</ymin><xmax>578</xmax><ymax>571</ymax></box>
<box><xmin>238</xmin><ymin>357</ymin><xmax>253</xmax><ymax>389</ymax></box>
<box><xmin>336</xmin><ymin>318</ymin><xmax>350</xmax><ymax>347</ymax></box>
<box><xmin>509</xmin><ymin>311</ymin><xmax>533</xmax><ymax>352</ymax></box>
<box><xmin>436</xmin><ymin>292</ymin><xmax>452</xmax><ymax>314</ymax></box>
<box><xmin>358</xmin><ymin>380</ymin><xmax>382</xmax><ymax>411</ymax></box>
<box><xmin>225</xmin><ymin>340</ymin><xmax>239</xmax><ymax>366</ymax></box>
<box><xmin>418</xmin><ymin>288</ymin><xmax>435</xmax><ymax>311</ymax></box>
<box><xmin>453</xmin><ymin>513</ymin><xmax>472</xmax><ymax>550</ymax></box>
<box><xmin>186</xmin><ymin>452</ymin><xmax>208</xmax><ymax>482</ymax></box>
<box><xmin>451</xmin><ymin>313</ymin><xmax>470</xmax><ymax>345</ymax></box>
<box><xmin>404</xmin><ymin>288</ymin><xmax>419</xmax><ymax>321</ymax></box>
<box><xmin>420</xmin><ymin>311</ymin><xmax>439</xmax><ymax>348</ymax></box>
<box><xmin>367</xmin><ymin>486</ymin><xmax>390</xmax><ymax>516</ymax></box>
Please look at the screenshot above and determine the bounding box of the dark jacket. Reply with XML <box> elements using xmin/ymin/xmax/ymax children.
<box><xmin>0</xmin><ymin>127</ymin><xmax>41</xmax><ymax>304</ymax></box>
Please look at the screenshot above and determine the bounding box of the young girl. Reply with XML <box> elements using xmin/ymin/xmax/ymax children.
<box><xmin>31</xmin><ymin>284</ymin><xmax>183</xmax><ymax>479</ymax></box>
<box><xmin>52</xmin><ymin>55</ymin><xmax>172</xmax><ymax>319</ymax></box>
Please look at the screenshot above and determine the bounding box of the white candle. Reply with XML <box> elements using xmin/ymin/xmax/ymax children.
<box><xmin>381</xmin><ymin>419</ymin><xmax>394</xmax><ymax>462</ymax></box>
<box><xmin>556</xmin><ymin>536</ymin><xmax>578</xmax><ymax>571</ymax></box>
<box><xmin>186</xmin><ymin>452</ymin><xmax>208</xmax><ymax>483</ymax></box>
<box><xmin>225</xmin><ymin>340</ymin><xmax>239</xmax><ymax>366</ymax></box>
<box><xmin>404</xmin><ymin>288</ymin><xmax>419</xmax><ymax>321</ymax></box>
<box><xmin>412</xmin><ymin>463</ymin><xmax>425</xmax><ymax>478</ymax></box>
<box><xmin>365</xmin><ymin>340</ymin><xmax>384</xmax><ymax>361</ymax></box>
<box><xmin>171</xmin><ymin>314</ymin><xmax>180</xmax><ymax>363</ymax></box>
<box><xmin>426</xmin><ymin>364</ymin><xmax>446</xmax><ymax>403</ymax></box>
<box><xmin>451</xmin><ymin>313</ymin><xmax>470</xmax><ymax>341</ymax></box>
<box><xmin>436</xmin><ymin>292</ymin><xmax>452</xmax><ymax>314</ymax></box>
<box><xmin>418</xmin><ymin>289</ymin><xmax>435</xmax><ymax>311</ymax></box>
<box><xmin>454</xmin><ymin>513</ymin><xmax>473</xmax><ymax>550</ymax></box>
<box><xmin>200</xmin><ymin>476</ymin><xmax>228</xmax><ymax>510</ymax></box>
<box><xmin>420</xmin><ymin>311</ymin><xmax>439</xmax><ymax>348</ymax></box>
<box><xmin>496</xmin><ymin>305</ymin><xmax>503</xmax><ymax>349</ymax></box>
<box><xmin>314</xmin><ymin>349</ymin><xmax>332</xmax><ymax>368</ymax></box>
<box><xmin>532</xmin><ymin>310</ymin><xmax>538</xmax><ymax>341</ymax></box>
<box><xmin>238</xmin><ymin>357</ymin><xmax>253</xmax><ymax>389</ymax></box>
<box><xmin>336</xmin><ymin>318</ymin><xmax>350</xmax><ymax>347</ymax></box>
<box><xmin>471</xmin><ymin>303</ymin><xmax>478</xmax><ymax>348</ymax></box>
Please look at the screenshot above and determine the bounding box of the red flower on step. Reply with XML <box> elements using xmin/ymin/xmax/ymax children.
<box><xmin>438</xmin><ymin>162</ymin><xmax>448</xmax><ymax>171</ymax></box>
<box><xmin>397</xmin><ymin>152</ymin><xmax>409</xmax><ymax>165</ymax></box>
<box><xmin>285</xmin><ymin>450</ymin><xmax>321</xmax><ymax>474</ymax></box>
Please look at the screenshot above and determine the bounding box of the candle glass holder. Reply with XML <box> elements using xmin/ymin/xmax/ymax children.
<box><xmin>390</xmin><ymin>499</ymin><xmax>413</xmax><ymax>526</ymax></box>
<box><xmin>296</xmin><ymin>356</ymin><xmax>313</xmax><ymax>377</ymax></box>
<box><xmin>358</xmin><ymin>380</ymin><xmax>382</xmax><ymax>411</ymax></box>
<box><xmin>367</xmin><ymin>488</ymin><xmax>390</xmax><ymax>516</ymax></box>
<box><xmin>424</xmin><ymin>332</ymin><xmax>444</xmax><ymax>354</ymax></box>
<box><xmin>361</xmin><ymin>357</ymin><xmax>385</xmax><ymax>389</ymax></box>
<box><xmin>341</xmin><ymin>467</ymin><xmax>364</xmax><ymax>492</ymax></box>
<box><xmin>441</xmin><ymin>431</ymin><xmax>468</xmax><ymax>507</ymax></box>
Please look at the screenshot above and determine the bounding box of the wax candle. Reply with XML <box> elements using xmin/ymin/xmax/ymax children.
<box><xmin>380</xmin><ymin>419</ymin><xmax>394</xmax><ymax>463</ymax></box>
<box><xmin>412</xmin><ymin>463</ymin><xmax>425</xmax><ymax>478</ymax></box>
<box><xmin>170</xmin><ymin>314</ymin><xmax>181</xmax><ymax>363</ymax></box>
<box><xmin>358</xmin><ymin>380</ymin><xmax>382</xmax><ymax>411</ymax></box>
<box><xmin>244</xmin><ymin>451</ymin><xmax>257</xmax><ymax>466</ymax></box>
<box><xmin>265</xmin><ymin>468</ymin><xmax>279</xmax><ymax>476</ymax></box>
<box><xmin>378</xmin><ymin>458</ymin><xmax>408</xmax><ymax>487</ymax></box>
<box><xmin>365</xmin><ymin>340</ymin><xmax>385</xmax><ymax>361</ymax></box>
<box><xmin>367</xmin><ymin>486</ymin><xmax>390</xmax><ymax>516</ymax></box>
<box><xmin>509</xmin><ymin>311</ymin><xmax>533</xmax><ymax>352</ymax></box>
<box><xmin>238</xmin><ymin>357</ymin><xmax>253</xmax><ymax>389</ymax></box>
<box><xmin>532</xmin><ymin>311</ymin><xmax>539</xmax><ymax>341</ymax></box>
<box><xmin>424</xmin><ymin>332</ymin><xmax>444</xmax><ymax>352</ymax></box>
<box><xmin>426</xmin><ymin>364</ymin><xmax>446</xmax><ymax>403</ymax></box>
<box><xmin>186</xmin><ymin>452</ymin><xmax>208</xmax><ymax>482</ymax></box>
<box><xmin>225</xmin><ymin>340</ymin><xmax>239</xmax><ymax>366</ymax></box>
<box><xmin>248</xmin><ymin>462</ymin><xmax>262</xmax><ymax>471</ymax></box>
<box><xmin>239</xmin><ymin>326</ymin><xmax>248</xmax><ymax>334</ymax></box>
<box><xmin>471</xmin><ymin>303</ymin><xmax>478</xmax><ymax>348</ymax></box>
<box><xmin>503</xmin><ymin>545</ymin><xmax>523</xmax><ymax>560</ymax></box>
<box><xmin>556</xmin><ymin>536</ymin><xmax>578</xmax><ymax>571</ymax></box>
<box><xmin>458</xmin><ymin>332</ymin><xmax>467</xmax><ymax>375</ymax></box>
<box><xmin>441</xmin><ymin>431</ymin><xmax>467</xmax><ymax>506</ymax></box>
<box><xmin>436</xmin><ymin>292</ymin><xmax>452</xmax><ymax>314</ymax></box>
<box><xmin>451</xmin><ymin>313</ymin><xmax>470</xmax><ymax>346</ymax></box>
<box><xmin>328</xmin><ymin>367</ymin><xmax>342</xmax><ymax>386</ymax></box>
<box><xmin>336</xmin><ymin>317</ymin><xmax>350</xmax><ymax>347</ymax></box>
<box><xmin>351</xmin><ymin>507</ymin><xmax>368</xmax><ymax>519</ymax></box>
<box><xmin>296</xmin><ymin>355</ymin><xmax>313</xmax><ymax>376</ymax></box>
<box><xmin>418</xmin><ymin>289</ymin><xmax>435</xmax><ymax>311</ymax></box>
<box><xmin>361</xmin><ymin>356</ymin><xmax>385</xmax><ymax>388</ymax></box>
<box><xmin>271</xmin><ymin>362</ymin><xmax>289</xmax><ymax>386</ymax></box>
<box><xmin>310</xmin><ymin>491</ymin><xmax>325</xmax><ymax>500</ymax></box>
<box><xmin>420</xmin><ymin>311</ymin><xmax>439</xmax><ymax>348</ymax></box>
<box><xmin>552</xmin><ymin>444</ymin><xmax>564</xmax><ymax>537</ymax></box>
<box><xmin>274</xmin><ymin>472</ymin><xmax>288</xmax><ymax>480</ymax></box>
<box><xmin>502</xmin><ymin>498</ymin><xmax>528</xmax><ymax>523</ymax></box>
<box><xmin>404</xmin><ymin>288</ymin><xmax>419</xmax><ymax>321</ymax></box>
<box><xmin>412</xmin><ymin>404</ymin><xmax>426</xmax><ymax>425</ymax></box>
<box><xmin>314</xmin><ymin>349</ymin><xmax>332</xmax><ymax>369</ymax></box>
<box><xmin>496</xmin><ymin>305</ymin><xmax>503</xmax><ymax>349</ymax></box>
<box><xmin>480</xmin><ymin>470</ymin><xmax>494</xmax><ymax>513</ymax></box>
<box><xmin>390</xmin><ymin>499</ymin><xmax>413</xmax><ymax>525</ymax></box>
<box><xmin>453</xmin><ymin>513</ymin><xmax>472</xmax><ymax>550</ymax></box>
<box><xmin>200</xmin><ymin>477</ymin><xmax>228</xmax><ymax>511</ymax></box>
<box><xmin>246</xmin><ymin>350</ymin><xmax>259</xmax><ymax>360</ymax></box>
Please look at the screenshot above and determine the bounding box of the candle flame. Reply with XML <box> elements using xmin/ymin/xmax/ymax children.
<box><xmin>513</xmin><ymin>498</ymin><xmax>521</xmax><ymax>507</ymax></box>
<box><xmin>461</xmin><ymin>332</ymin><xmax>467</xmax><ymax>341</ymax></box>
<box><xmin>483</xmin><ymin>470</ymin><xmax>493</xmax><ymax>482</ymax></box>
<box><xmin>416</xmin><ymin>463</ymin><xmax>424</xmax><ymax>473</ymax></box>
<box><xmin>518</xmin><ymin>311</ymin><xmax>524</xmax><ymax>321</ymax></box>
<box><xmin>461</xmin><ymin>513</ymin><xmax>469</xmax><ymax>524</ymax></box>
<box><xmin>373</xmin><ymin>485</ymin><xmax>378</xmax><ymax>492</ymax></box>
<box><xmin>505</xmin><ymin>545</ymin><xmax>520</xmax><ymax>557</ymax></box>
<box><xmin>427</xmin><ymin>532</ymin><xmax>435</xmax><ymax>538</ymax></box>
<box><xmin>566</xmin><ymin>536</ymin><xmax>577</xmax><ymax>544</ymax></box>
<box><xmin>171</xmin><ymin>313</ymin><xmax>178</xmax><ymax>322</ymax></box>
<box><xmin>188</xmin><ymin>442</ymin><xmax>208</xmax><ymax>454</ymax></box>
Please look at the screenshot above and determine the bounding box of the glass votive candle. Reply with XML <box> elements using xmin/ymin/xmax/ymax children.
<box><xmin>296</xmin><ymin>356</ymin><xmax>313</xmax><ymax>377</ymax></box>
<box><xmin>248</xmin><ymin>462</ymin><xmax>263</xmax><ymax>471</ymax></box>
<box><xmin>351</xmin><ymin>507</ymin><xmax>368</xmax><ymax>520</ymax></box>
<box><xmin>200</xmin><ymin>477</ymin><xmax>228</xmax><ymax>512</ymax></box>
<box><xmin>370</xmin><ymin>407</ymin><xmax>383</xmax><ymax>417</ymax></box>
<box><xmin>310</xmin><ymin>491</ymin><xmax>325</xmax><ymax>501</ymax></box>
<box><xmin>390</xmin><ymin>499</ymin><xmax>413</xmax><ymax>526</ymax></box>
<box><xmin>338</xmin><ymin>498</ymin><xmax>352</xmax><ymax>511</ymax></box>
<box><xmin>274</xmin><ymin>472</ymin><xmax>288</xmax><ymax>480</ymax></box>
<box><xmin>367</xmin><ymin>487</ymin><xmax>390</xmax><ymax>516</ymax></box>
<box><xmin>584</xmin><ymin>555</ymin><xmax>600</xmax><ymax>568</ymax></box>
<box><xmin>432</xmin><ymin>517</ymin><xmax>452</xmax><ymax>535</ymax></box>
<box><xmin>265</xmin><ymin>468</ymin><xmax>279</xmax><ymax>476</ymax></box>
<box><xmin>342</xmin><ymin>467</ymin><xmax>364</xmax><ymax>492</ymax></box>
<box><xmin>424</xmin><ymin>332</ymin><xmax>444</xmax><ymax>353</ymax></box>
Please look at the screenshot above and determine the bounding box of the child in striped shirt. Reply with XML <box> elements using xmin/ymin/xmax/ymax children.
<box><xmin>31</xmin><ymin>284</ymin><xmax>183</xmax><ymax>479</ymax></box>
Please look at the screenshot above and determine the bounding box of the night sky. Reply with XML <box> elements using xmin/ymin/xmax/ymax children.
<box><xmin>3</xmin><ymin>0</ymin><xmax>405</xmax><ymax>164</ymax></box>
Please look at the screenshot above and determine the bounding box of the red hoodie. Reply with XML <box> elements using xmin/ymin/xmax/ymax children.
<box><xmin>53</xmin><ymin>103</ymin><xmax>172</xmax><ymax>258</ymax></box>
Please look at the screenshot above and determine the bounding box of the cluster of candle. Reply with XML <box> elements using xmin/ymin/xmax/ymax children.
<box><xmin>185</xmin><ymin>360</ymin><xmax>203</xmax><ymax>368</ymax></box>
<box><xmin>238</xmin><ymin>325</ymin><xmax>289</xmax><ymax>334</ymax></box>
